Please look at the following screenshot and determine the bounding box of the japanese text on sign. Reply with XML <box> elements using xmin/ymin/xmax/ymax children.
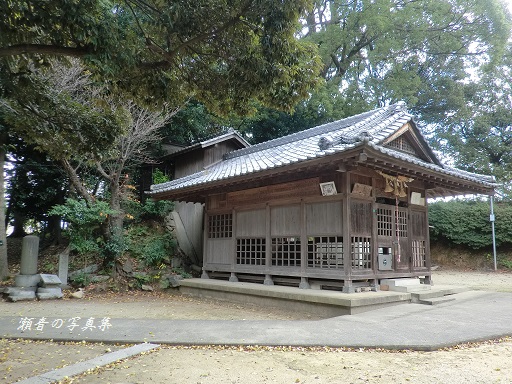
<box><xmin>17</xmin><ymin>316</ymin><xmax>113</xmax><ymax>333</ymax></box>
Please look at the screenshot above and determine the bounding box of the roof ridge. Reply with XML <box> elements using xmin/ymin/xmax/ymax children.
<box><xmin>224</xmin><ymin>104</ymin><xmax>402</xmax><ymax>160</ymax></box>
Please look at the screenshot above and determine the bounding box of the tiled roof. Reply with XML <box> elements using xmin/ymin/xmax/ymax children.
<box><xmin>163</xmin><ymin>128</ymin><xmax>250</xmax><ymax>158</ymax></box>
<box><xmin>149</xmin><ymin>102</ymin><xmax>495</xmax><ymax>195</ymax></box>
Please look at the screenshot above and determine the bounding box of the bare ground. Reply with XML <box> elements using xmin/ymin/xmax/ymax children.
<box><xmin>2</xmin><ymin>269</ymin><xmax>512</xmax><ymax>384</ymax></box>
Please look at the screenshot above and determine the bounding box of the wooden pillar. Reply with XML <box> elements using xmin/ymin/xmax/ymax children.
<box><xmin>201</xmin><ymin>210</ymin><xmax>210</xmax><ymax>279</ymax></box>
<box><xmin>299</xmin><ymin>199</ymin><xmax>310</xmax><ymax>289</ymax></box>
<box><xmin>230</xmin><ymin>208</ymin><xmax>237</xmax><ymax>280</ymax></box>
<box><xmin>424</xmin><ymin>195</ymin><xmax>432</xmax><ymax>284</ymax></box>
<box><xmin>406</xmin><ymin>195</ymin><xmax>413</xmax><ymax>273</ymax></box>
<box><xmin>342</xmin><ymin>171</ymin><xmax>354</xmax><ymax>293</ymax></box>
<box><xmin>370</xmin><ymin>176</ymin><xmax>379</xmax><ymax>290</ymax></box>
<box><xmin>265</xmin><ymin>204</ymin><xmax>272</xmax><ymax>278</ymax></box>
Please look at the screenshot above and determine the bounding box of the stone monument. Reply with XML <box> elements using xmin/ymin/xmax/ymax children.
<box><xmin>6</xmin><ymin>235</ymin><xmax>64</xmax><ymax>301</ymax></box>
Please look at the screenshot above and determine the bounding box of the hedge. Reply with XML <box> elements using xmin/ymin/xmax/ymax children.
<box><xmin>428</xmin><ymin>199</ymin><xmax>512</xmax><ymax>250</ymax></box>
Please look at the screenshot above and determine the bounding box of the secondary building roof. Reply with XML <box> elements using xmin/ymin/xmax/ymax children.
<box><xmin>149</xmin><ymin>102</ymin><xmax>496</xmax><ymax>202</ymax></box>
<box><xmin>161</xmin><ymin>129</ymin><xmax>250</xmax><ymax>159</ymax></box>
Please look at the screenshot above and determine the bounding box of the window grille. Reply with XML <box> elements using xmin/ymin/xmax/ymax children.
<box><xmin>307</xmin><ymin>236</ymin><xmax>344</xmax><ymax>269</ymax></box>
<box><xmin>208</xmin><ymin>213</ymin><xmax>233</xmax><ymax>238</ymax></box>
<box><xmin>236</xmin><ymin>238</ymin><xmax>266</xmax><ymax>265</ymax></box>
<box><xmin>351</xmin><ymin>237</ymin><xmax>371</xmax><ymax>269</ymax></box>
<box><xmin>377</xmin><ymin>208</ymin><xmax>393</xmax><ymax>237</ymax></box>
<box><xmin>386</xmin><ymin>136</ymin><xmax>417</xmax><ymax>155</ymax></box>
<box><xmin>412</xmin><ymin>240</ymin><xmax>426</xmax><ymax>268</ymax></box>
<box><xmin>397</xmin><ymin>210</ymin><xmax>408</xmax><ymax>238</ymax></box>
<box><xmin>271</xmin><ymin>237</ymin><xmax>301</xmax><ymax>267</ymax></box>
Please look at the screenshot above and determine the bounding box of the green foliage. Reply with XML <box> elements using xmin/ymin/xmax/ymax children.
<box><xmin>152</xmin><ymin>169</ymin><xmax>170</xmax><ymax>185</ymax></box>
<box><xmin>429</xmin><ymin>200</ymin><xmax>512</xmax><ymax>249</ymax></box>
<box><xmin>6</xmin><ymin>140</ymin><xmax>68</xmax><ymax>236</ymax></box>
<box><xmin>102</xmin><ymin>233</ymin><xmax>127</xmax><ymax>267</ymax></box>
<box><xmin>1</xmin><ymin>62</ymin><xmax>123</xmax><ymax>160</ymax></box>
<box><xmin>301</xmin><ymin>0</ymin><xmax>510</xmax><ymax>118</ymax></box>
<box><xmin>125</xmin><ymin>225</ymin><xmax>176</xmax><ymax>267</ymax></box>
<box><xmin>124</xmin><ymin>199</ymin><xmax>174</xmax><ymax>223</ymax></box>
<box><xmin>499</xmin><ymin>258</ymin><xmax>512</xmax><ymax>270</ymax></box>
<box><xmin>132</xmin><ymin>272</ymin><xmax>151</xmax><ymax>286</ymax></box>
<box><xmin>49</xmin><ymin>198</ymin><xmax>115</xmax><ymax>255</ymax></box>
<box><xmin>172</xmin><ymin>267</ymin><xmax>192</xmax><ymax>279</ymax></box>
<box><xmin>1</xmin><ymin>0</ymin><xmax>322</xmax><ymax>115</ymax></box>
<box><xmin>69</xmin><ymin>272</ymin><xmax>91</xmax><ymax>288</ymax></box>
<box><xmin>428</xmin><ymin>56</ymin><xmax>512</xmax><ymax>198</ymax></box>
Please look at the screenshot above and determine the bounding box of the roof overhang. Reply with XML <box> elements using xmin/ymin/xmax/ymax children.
<box><xmin>149</xmin><ymin>144</ymin><xmax>495</xmax><ymax>203</ymax></box>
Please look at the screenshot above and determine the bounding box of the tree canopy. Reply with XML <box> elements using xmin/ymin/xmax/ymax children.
<box><xmin>1</xmin><ymin>0</ymin><xmax>322</xmax><ymax>115</ymax></box>
<box><xmin>301</xmin><ymin>0</ymin><xmax>510</xmax><ymax>119</ymax></box>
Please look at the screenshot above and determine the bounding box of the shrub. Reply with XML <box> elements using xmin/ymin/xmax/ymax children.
<box><xmin>49</xmin><ymin>198</ymin><xmax>115</xmax><ymax>255</ymax></box>
<box><xmin>429</xmin><ymin>199</ymin><xmax>512</xmax><ymax>249</ymax></box>
<box><xmin>123</xmin><ymin>199</ymin><xmax>174</xmax><ymax>223</ymax></box>
<box><xmin>125</xmin><ymin>225</ymin><xmax>177</xmax><ymax>267</ymax></box>
<box><xmin>69</xmin><ymin>272</ymin><xmax>91</xmax><ymax>287</ymax></box>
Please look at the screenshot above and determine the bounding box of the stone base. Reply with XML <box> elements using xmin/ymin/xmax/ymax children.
<box><xmin>14</xmin><ymin>274</ymin><xmax>41</xmax><ymax>288</ymax></box>
<box><xmin>36</xmin><ymin>287</ymin><xmax>63</xmax><ymax>300</ymax></box>
<box><xmin>8</xmin><ymin>287</ymin><xmax>37</xmax><ymax>302</ymax></box>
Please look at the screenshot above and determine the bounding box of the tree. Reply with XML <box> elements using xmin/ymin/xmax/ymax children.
<box><xmin>219</xmin><ymin>1</ymin><xmax>512</xmax><ymax>148</ymax></box>
<box><xmin>0</xmin><ymin>1</ymin><xmax>323</xmax><ymax>278</ymax></box>
<box><xmin>4</xmin><ymin>61</ymin><xmax>178</xmax><ymax>266</ymax></box>
<box><xmin>300</xmin><ymin>0</ymin><xmax>510</xmax><ymax>121</ymax></box>
<box><xmin>0</xmin><ymin>0</ymin><xmax>321</xmax><ymax>115</ymax></box>
<box><xmin>427</xmin><ymin>47</ymin><xmax>512</xmax><ymax>198</ymax></box>
<box><xmin>6</xmin><ymin>140</ymin><xmax>68</xmax><ymax>240</ymax></box>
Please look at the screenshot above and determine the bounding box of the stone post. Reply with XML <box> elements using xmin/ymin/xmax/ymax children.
<box><xmin>58</xmin><ymin>246</ymin><xmax>70</xmax><ymax>287</ymax></box>
<box><xmin>19</xmin><ymin>235</ymin><xmax>39</xmax><ymax>275</ymax></box>
<box><xmin>14</xmin><ymin>235</ymin><xmax>40</xmax><ymax>292</ymax></box>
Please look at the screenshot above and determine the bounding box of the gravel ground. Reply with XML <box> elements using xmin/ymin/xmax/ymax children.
<box><xmin>2</xmin><ymin>269</ymin><xmax>512</xmax><ymax>384</ymax></box>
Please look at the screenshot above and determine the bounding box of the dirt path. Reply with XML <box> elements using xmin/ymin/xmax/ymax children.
<box><xmin>2</xmin><ymin>269</ymin><xmax>512</xmax><ymax>383</ymax></box>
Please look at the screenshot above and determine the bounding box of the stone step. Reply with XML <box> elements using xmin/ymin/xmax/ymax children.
<box><xmin>380</xmin><ymin>278</ymin><xmax>424</xmax><ymax>287</ymax></box>
<box><xmin>388</xmin><ymin>284</ymin><xmax>432</xmax><ymax>293</ymax></box>
<box><xmin>417</xmin><ymin>296</ymin><xmax>456</xmax><ymax>305</ymax></box>
<box><xmin>412</xmin><ymin>286</ymin><xmax>468</xmax><ymax>301</ymax></box>
<box><xmin>380</xmin><ymin>278</ymin><xmax>431</xmax><ymax>293</ymax></box>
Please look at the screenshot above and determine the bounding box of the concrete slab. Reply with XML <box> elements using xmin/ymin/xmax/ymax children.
<box><xmin>1</xmin><ymin>290</ymin><xmax>511</xmax><ymax>351</ymax></box>
<box><xmin>1</xmin><ymin>281</ymin><xmax>512</xmax><ymax>356</ymax></box>
<box><xmin>180</xmin><ymin>278</ymin><xmax>411</xmax><ymax>316</ymax></box>
<box><xmin>16</xmin><ymin>343</ymin><xmax>159</xmax><ymax>384</ymax></box>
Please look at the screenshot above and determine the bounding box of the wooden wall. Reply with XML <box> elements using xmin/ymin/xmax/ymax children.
<box><xmin>203</xmin><ymin>168</ymin><xmax>431</xmax><ymax>284</ymax></box>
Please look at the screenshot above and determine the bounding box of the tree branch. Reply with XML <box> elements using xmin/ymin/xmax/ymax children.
<box><xmin>0</xmin><ymin>44</ymin><xmax>90</xmax><ymax>58</ymax></box>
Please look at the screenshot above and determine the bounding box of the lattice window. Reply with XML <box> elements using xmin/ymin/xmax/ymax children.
<box><xmin>307</xmin><ymin>236</ymin><xmax>343</xmax><ymax>269</ymax></box>
<box><xmin>386</xmin><ymin>136</ymin><xmax>417</xmax><ymax>156</ymax></box>
<box><xmin>351</xmin><ymin>237</ymin><xmax>371</xmax><ymax>269</ymax></box>
<box><xmin>208</xmin><ymin>213</ymin><xmax>233</xmax><ymax>238</ymax></box>
<box><xmin>412</xmin><ymin>240</ymin><xmax>426</xmax><ymax>268</ymax></box>
<box><xmin>236</xmin><ymin>238</ymin><xmax>266</xmax><ymax>265</ymax></box>
<box><xmin>271</xmin><ymin>237</ymin><xmax>301</xmax><ymax>267</ymax></box>
<box><xmin>397</xmin><ymin>210</ymin><xmax>408</xmax><ymax>238</ymax></box>
<box><xmin>377</xmin><ymin>208</ymin><xmax>393</xmax><ymax>237</ymax></box>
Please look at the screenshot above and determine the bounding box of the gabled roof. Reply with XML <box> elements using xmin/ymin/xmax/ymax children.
<box><xmin>149</xmin><ymin>102</ymin><xmax>496</xmax><ymax>200</ymax></box>
<box><xmin>162</xmin><ymin>129</ymin><xmax>250</xmax><ymax>158</ymax></box>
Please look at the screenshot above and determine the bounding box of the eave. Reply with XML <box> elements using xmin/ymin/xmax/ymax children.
<box><xmin>149</xmin><ymin>144</ymin><xmax>495</xmax><ymax>203</ymax></box>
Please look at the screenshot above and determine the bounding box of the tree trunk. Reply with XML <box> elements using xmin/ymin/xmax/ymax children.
<box><xmin>48</xmin><ymin>215</ymin><xmax>63</xmax><ymax>245</ymax></box>
<box><xmin>0</xmin><ymin>146</ymin><xmax>9</xmax><ymax>279</ymax></box>
<box><xmin>101</xmin><ymin>175</ymin><xmax>125</xmax><ymax>268</ymax></box>
<box><xmin>10</xmin><ymin>211</ymin><xmax>27</xmax><ymax>238</ymax></box>
<box><xmin>61</xmin><ymin>159</ymin><xmax>94</xmax><ymax>205</ymax></box>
